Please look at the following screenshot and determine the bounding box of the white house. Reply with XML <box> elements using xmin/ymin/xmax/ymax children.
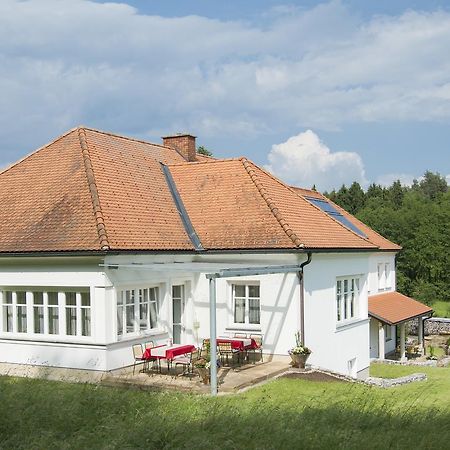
<box><xmin>0</xmin><ymin>127</ymin><xmax>432</xmax><ymax>381</ymax></box>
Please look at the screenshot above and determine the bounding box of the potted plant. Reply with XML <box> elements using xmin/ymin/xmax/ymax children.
<box><xmin>288</xmin><ymin>331</ymin><xmax>311</xmax><ymax>368</ymax></box>
<box><xmin>194</xmin><ymin>357</ymin><xmax>211</xmax><ymax>384</ymax></box>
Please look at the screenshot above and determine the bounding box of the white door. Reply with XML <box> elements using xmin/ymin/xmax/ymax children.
<box><xmin>172</xmin><ymin>285</ymin><xmax>185</xmax><ymax>344</ymax></box>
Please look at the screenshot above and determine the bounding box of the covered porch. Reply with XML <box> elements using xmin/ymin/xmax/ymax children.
<box><xmin>369</xmin><ymin>291</ymin><xmax>433</xmax><ymax>361</ymax></box>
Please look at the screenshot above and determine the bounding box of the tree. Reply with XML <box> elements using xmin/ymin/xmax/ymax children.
<box><xmin>419</xmin><ymin>171</ymin><xmax>447</xmax><ymax>200</ymax></box>
<box><xmin>197</xmin><ymin>145</ymin><xmax>213</xmax><ymax>157</ymax></box>
<box><xmin>347</xmin><ymin>182</ymin><xmax>366</xmax><ymax>214</ymax></box>
<box><xmin>388</xmin><ymin>180</ymin><xmax>404</xmax><ymax>210</ymax></box>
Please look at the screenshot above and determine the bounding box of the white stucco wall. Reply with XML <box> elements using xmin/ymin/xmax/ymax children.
<box><xmin>304</xmin><ymin>253</ymin><xmax>370</xmax><ymax>378</ymax></box>
<box><xmin>0</xmin><ymin>251</ymin><xmax>391</xmax><ymax>378</ymax></box>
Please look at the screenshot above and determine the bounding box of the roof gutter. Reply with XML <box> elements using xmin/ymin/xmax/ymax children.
<box><xmin>297</xmin><ymin>252</ymin><xmax>312</xmax><ymax>345</ymax></box>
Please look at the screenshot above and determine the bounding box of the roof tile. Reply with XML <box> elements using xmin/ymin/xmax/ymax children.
<box><xmin>369</xmin><ymin>291</ymin><xmax>433</xmax><ymax>324</ymax></box>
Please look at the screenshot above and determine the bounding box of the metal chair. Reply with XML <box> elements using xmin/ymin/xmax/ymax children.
<box><xmin>144</xmin><ymin>341</ymin><xmax>158</xmax><ymax>371</ymax></box>
<box><xmin>132</xmin><ymin>344</ymin><xmax>146</xmax><ymax>374</ymax></box>
<box><xmin>234</xmin><ymin>333</ymin><xmax>249</xmax><ymax>361</ymax></box>
<box><xmin>249</xmin><ymin>334</ymin><xmax>264</xmax><ymax>363</ymax></box>
<box><xmin>234</xmin><ymin>333</ymin><xmax>248</xmax><ymax>338</ymax></box>
<box><xmin>200</xmin><ymin>339</ymin><xmax>210</xmax><ymax>358</ymax></box>
<box><xmin>218</xmin><ymin>341</ymin><xmax>240</xmax><ymax>366</ymax></box>
<box><xmin>174</xmin><ymin>348</ymin><xmax>200</xmax><ymax>376</ymax></box>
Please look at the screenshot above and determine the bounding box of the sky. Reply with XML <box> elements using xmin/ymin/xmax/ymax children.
<box><xmin>1</xmin><ymin>0</ymin><xmax>450</xmax><ymax>191</ymax></box>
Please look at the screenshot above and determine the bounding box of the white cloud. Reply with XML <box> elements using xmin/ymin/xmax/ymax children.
<box><xmin>0</xmin><ymin>0</ymin><xmax>450</xmax><ymax>167</ymax></box>
<box><xmin>446</xmin><ymin>174</ymin><xmax>450</xmax><ymax>185</ymax></box>
<box><xmin>265</xmin><ymin>130</ymin><xmax>367</xmax><ymax>191</ymax></box>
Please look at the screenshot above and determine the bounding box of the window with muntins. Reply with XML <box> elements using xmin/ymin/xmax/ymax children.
<box><xmin>0</xmin><ymin>289</ymin><xmax>91</xmax><ymax>337</ymax></box>
<box><xmin>336</xmin><ymin>277</ymin><xmax>359</xmax><ymax>323</ymax></box>
<box><xmin>117</xmin><ymin>287</ymin><xmax>159</xmax><ymax>337</ymax></box>
<box><xmin>232</xmin><ymin>284</ymin><xmax>260</xmax><ymax>325</ymax></box>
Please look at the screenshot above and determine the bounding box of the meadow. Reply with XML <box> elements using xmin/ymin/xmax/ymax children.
<box><xmin>0</xmin><ymin>363</ymin><xmax>448</xmax><ymax>449</ymax></box>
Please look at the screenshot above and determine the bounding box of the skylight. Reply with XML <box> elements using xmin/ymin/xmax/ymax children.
<box><xmin>304</xmin><ymin>196</ymin><xmax>367</xmax><ymax>238</ymax></box>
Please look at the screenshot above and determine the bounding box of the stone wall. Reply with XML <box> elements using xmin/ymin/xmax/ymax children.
<box><xmin>365</xmin><ymin>373</ymin><xmax>427</xmax><ymax>388</ymax></box>
<box><xmin>408</xmin><ymin>317</ymin><xmax>450</xmax><ymax>336</ymax></box>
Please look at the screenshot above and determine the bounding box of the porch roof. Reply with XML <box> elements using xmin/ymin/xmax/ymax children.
<box><xmin>368</xmin><ymin>291</ymin><xmax>433</xmax><ymax>325</ymax></box>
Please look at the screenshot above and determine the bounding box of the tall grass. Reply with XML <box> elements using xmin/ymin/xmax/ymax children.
<box><xmin>0</xmin><ymin>365</ymin><xmax>449</xmax><ymax>449</ymax></box>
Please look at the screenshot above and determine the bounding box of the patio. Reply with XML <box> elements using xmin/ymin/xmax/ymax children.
<box><xmin>102</xmin><ymin>355</ymin><xmax>291</xmax><ymax>394</ymax></box>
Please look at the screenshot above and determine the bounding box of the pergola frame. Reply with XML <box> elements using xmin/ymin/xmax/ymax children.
<box><xmin>103</xmin><ymin>261</ymin><xmax>308</xmax><ymax>396</ymax></box>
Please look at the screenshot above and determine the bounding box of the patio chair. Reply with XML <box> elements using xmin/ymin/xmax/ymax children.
<box><xmin>218</xmin><ymin>342</ymin><xmax>240</xmax><ymax>366</ymax></box>
<box><xmin>144</xmin><ymin>340</ymin><xmax>158</xmax><ymax>371</ymax></box>
<box><xmin>132</xmin><ymin>344</ymin><xmax>147</xmax><ymax>374</ymax></box>
<box><xmin>234</xmin><ymin>333</ymin><xmax>249</xmax><ymax>361</ymax></box>
<box><xmin>249</xmin><ymin>334</ymin><xmax>264</xmax><ymax>364</ymax></box>
<box><xmin>233</xmin><ymin>333</ymin><xmax>248</xmax><ymax>338</ymax></box>
<box><xmin>175</xmin><ymin>348</ymin><xmax>200</xmax><ymax>376</ymax></box>
<box><xmin>200</xmin><ymin>339</ymin><xmax>210</xmax><ymax>358</ymax></box>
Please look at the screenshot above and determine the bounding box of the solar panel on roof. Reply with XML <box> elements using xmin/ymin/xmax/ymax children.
<box><xmin>304</xmin><ymin>196</ymin><xmax>367</xmax><ymax>238</ymax></box>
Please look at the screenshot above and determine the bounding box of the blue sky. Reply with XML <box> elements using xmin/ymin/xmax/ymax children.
<box><xmin>1</xmin><ymin>0</ymin><xmax>449</xmax><ymax>190</ymax></box>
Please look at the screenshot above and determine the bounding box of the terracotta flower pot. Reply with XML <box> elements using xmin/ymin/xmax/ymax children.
<box><xmin>290</xmin><ymin>353</ymin><xmax>310</xmax><ymax>369</ymax></box>
<box><xmin>196</xmin><ymin>367</ymin><xmax>210</xmax><ymax>384</ymax></box>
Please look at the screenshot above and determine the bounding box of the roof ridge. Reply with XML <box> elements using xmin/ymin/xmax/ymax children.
<box><xmin>167</xmin><ymin>157</ymin><xmax>242</xmax><ymax>167</ymax></box>
<box><xmin>78</xmin><ymin>128</ymin><xmax>110</xmax><ymax>251</ymax></box>
<box><xmin>81</xmin><ymin>126</ymin><xmax>173</xmax><ymax>151</ymax></box>
<box><xmin>241</xmin><ymin>158</ymin><xmax>304</xmax><ymax>248</ymax></box>
<box><xmin>0</xmin><ymin>127</ymin><xmax>79</xmax><ymax>177</ymax></box>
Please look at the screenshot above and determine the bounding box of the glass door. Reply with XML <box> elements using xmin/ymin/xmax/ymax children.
<box><xmin>172</xmin><ymin>285</ymin><xmax>185</xmax><ymax>344</ymax></box>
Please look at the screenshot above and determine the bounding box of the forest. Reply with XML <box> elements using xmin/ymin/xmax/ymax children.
<box><xmin>324</xmin><ymin>171</ymin><xmax>449</xmax><ymax>317</ymax></box>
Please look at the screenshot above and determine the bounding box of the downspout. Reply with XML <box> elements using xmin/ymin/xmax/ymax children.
<box><xmin>297</xmin><ymin>252</ymin><xmax>312</xmax><ymax>345</ymax></box>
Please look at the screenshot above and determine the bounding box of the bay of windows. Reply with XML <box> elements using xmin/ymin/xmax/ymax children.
<box><xmin>0</xmin><ymin>289</ymin><xmax>91</xmax><ymax>337</ymax></box>
<box><xmin>232</xmin><ymin>284</ymin><xmax>260</xmax><ymax>325</ymax></box>
<box><xmin>336</xmin><ymin>277</ymin><xmax>359</xmax><ymax>323</ymax></box>
<box><xmin>117</xmin><ymin>287</ymin><xmax>159</xmax><ymax>337</ymax></box>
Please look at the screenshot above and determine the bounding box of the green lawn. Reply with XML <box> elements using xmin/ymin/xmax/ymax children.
<box><xmin>1</xmin><ymin>364</ymin><xmax>449</xmax><ymax>449</ymax></box>
<box><xmin>431</xmin><ymin>300</ymin><xmax>450</xmax><ymax>318</ymax></box>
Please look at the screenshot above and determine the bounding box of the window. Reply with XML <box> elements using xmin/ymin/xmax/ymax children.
<box><xmin>117</xmin><ymin>287</ymin><xmax>159</xmax><ymax>337</ymax></box>
<box><xmin>33</xmin><ymin>292</ymin><xmax>44</xmax><ymax>334</ymax></box>
<box><xmin>65</xmin><ymin>292</ymin><xmax>77</xmax><ymax>336</ymax></box>
<box><xmin>385</xmin><ymin>263</ymin><xmax>391</xmax><ymax>289</ymax></box>
<box><xmin>336</xmin><ymin>277</ymin><xmax>359</xmax><ymax>323</ymax></box>
<box><xmin>384</xmin><ymin>324</ymin><xmax>393</xmax><ymax>342</ymax></box>
<box><xmin>47</xmin><ymin>292</ymin><xmax>59</xmax><ymax>335</ymax></box>
<box><xmin>304</xmin><ymin>196</ymin><xmax>367</xmax><ymax>238</ymax></box>
<box><xmin>377</xmin><ymin>263</ymin><xmax>385</xmax><ymax>290</ymax></box>
<box><xmin>16</xmin><ymin>292</ymin><xmax>27</xmax><ymax>333</ymax></box>
<box><xmin>81</xmin><ymin>293</ymin><xmax>91</xmax><ymax>336</ymax></box>
<box><xmin>378</xmin><ymin>262</ymin><xmax>391</xmax><ymax>291</ymax></box>
<box><xmin>0</xmin><ymin>288</ymin><xmax>90</xmax><ymax>338</ymax></box>
<box><xmin>232</xmin><ymin>284</ymin><xmax>260</xmax><ymax>325</ymax></box>
<box><xmin>2</xmin><ymin>291</ymin><xmax>13</xmax><ymax>332</ymax></box>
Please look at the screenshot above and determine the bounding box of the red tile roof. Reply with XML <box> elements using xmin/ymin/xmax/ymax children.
<box><xmin>291</xmin><ymin>187</ymin><xmax>401</xmax><ymax>251</ymax></box>
<box><xmin>0</xmin><ymin>126</ymin><xmax>402</xmax><ymax>253</ymax></box>
<box><xmin>369</xmin><ymin>291</ymin><xmax>433</xmax><ymax>325</ymax></box>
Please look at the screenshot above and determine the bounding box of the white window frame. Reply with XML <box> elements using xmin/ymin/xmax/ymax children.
<box><xmin>0</xmin><ymin>287</ymin><xmax>92</xmax><ymax>340</ymax></box>
<box><xmin>377</xmin><ymin>263</ymin><xmax>385</xmax><ymax>291</ymax></box>
<box><xmin>385</xmin><ymin>263</ymin><xmax>391</xmax><ymax>289</ymax></box>
<box><xmin>336</xmin><ymin>276</ymin><xmax>360</xmax><ymax>324</ymax></box>
<box><xmin>231</xmin><ymin>283</ymin><xmax>261</xmax><ymax>327</ymax></box>
<box><xmin>117</xmin><ymin>286</ymin><xmax>160</xmax><ymax>338</ymax></box>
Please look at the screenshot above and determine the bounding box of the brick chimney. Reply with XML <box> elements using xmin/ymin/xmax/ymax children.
<box><xmin>162</xmin><ymin>133</ymin><xmax>197</xmax><ymax>162</ymax></box>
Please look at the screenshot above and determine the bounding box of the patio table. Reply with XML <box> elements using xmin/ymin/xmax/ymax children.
<box><xmin>143</xmin><ymin>344</ymin><xmax>196</xmax><ymax>372</ymax></box>
<box><xmin>216</xmin><ymin>337</ymin><xmax>258</xmax><ymax>351</ymax></box>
